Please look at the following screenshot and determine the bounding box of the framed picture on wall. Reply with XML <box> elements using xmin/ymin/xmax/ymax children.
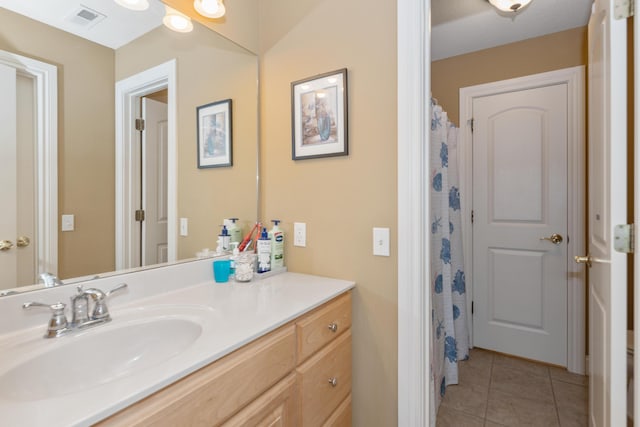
<box><xmin>291</xmin><ymin>68</ymin><xmax>348</xmax><ymax>160</ymax></box>
<box><xmin>197</xmin><ymin>99</ymin><xmax>232</xmax><ymax>168</ymax></box>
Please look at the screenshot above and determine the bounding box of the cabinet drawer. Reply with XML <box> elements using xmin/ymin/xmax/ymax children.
<box><xmin>98</xmin><ymin>324</ymin><xmax>296</xmax><ymax>427</ymax></box>
<box><xmin>222</xmin><ymin>373</ymin><xmax>297</xmax><ymax>427</ymax></box>
<box><xmin>297</xmin><ymin>329</ymin><xmax>351</xmax><ymax>427</ymax></box>
<box><xmin>297</xmin><ymin>292</ymin><xmax>351</xmax><ymax>364</ymax></box>
<box><xmin>323</xmin><ymin>394</ymin><xmax>352</xmax><ymax>427</ymax></box>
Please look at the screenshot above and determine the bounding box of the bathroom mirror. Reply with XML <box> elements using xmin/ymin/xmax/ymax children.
<box><xmin>0</xmin><ymin>0</ymin><xmax>258</xmax><ymax>294</ymax></box>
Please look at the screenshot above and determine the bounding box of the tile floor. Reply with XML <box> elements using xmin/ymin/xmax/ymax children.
<box><xmin>436</xmin><ymin>348</ymin><xmax>588</xmax><ymax>426</ymax></box>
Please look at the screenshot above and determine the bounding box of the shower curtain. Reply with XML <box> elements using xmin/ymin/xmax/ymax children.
<box><xmin>429</xmin><ymin>99</ymin><xmax>470</xmax><ymax>420</ymax></box>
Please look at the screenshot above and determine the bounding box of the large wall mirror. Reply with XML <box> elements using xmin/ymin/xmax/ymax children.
<box><xmin>0</xmin><ymin>0</ymin><xmax>259</xmax><ymax>294</ymax></box>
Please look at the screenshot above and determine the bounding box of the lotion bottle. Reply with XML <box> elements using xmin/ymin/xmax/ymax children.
<box><xmin>227</xmin><ymin>218</ymin><xmax>243</xmax><ymax>243</ymax></box>
<box><xmin>256</xmin><ymin>227</ymin><xmax>271</xmax><ymax>273</ymax></box>
<box><xmin>268</xmin><ymin>220</ymin><xmax>284</xmax><ymax>269</ymax></box>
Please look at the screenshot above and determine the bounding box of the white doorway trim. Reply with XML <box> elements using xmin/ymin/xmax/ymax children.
<box><xmin>0</xmin><ymin>49</ymin><xmax>58</xmax><ymax>279</ymax></box>
<box><xmin>397</xmin><ymin>0</ymin><xmax>430</xmax><ymax>425</ymax></box>
<box><xmin>459</xmin><ymin>66</ymin><xmax>586</xmax><ymax>374</ymax></box>
<box><xmin>115</xmin><ymin>60</ymin><xmax>177</xmax><ymax>270</ymax></box>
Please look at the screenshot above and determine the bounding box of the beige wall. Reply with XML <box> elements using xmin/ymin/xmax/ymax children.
<box><xmin>115</xmin><ymin>24</ymin><xmax>258</xmax><ymax>259</ymax></box>
<box><xmin>0</xmin><ymin>8</ymin><xmax>116</xmax><ymax>280</ymax></box>
<box><xmin>432</xmin><ymin>27</ymin><xmax>588</xmax><ymax>126</ymax></box>
<box><xmin>258</xmin><ymin>0</ymin><xmax>398</xmax><ymax>424</ymax></box>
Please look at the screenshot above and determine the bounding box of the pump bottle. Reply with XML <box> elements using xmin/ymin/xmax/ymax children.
<box><xmin>268</xmin><ymin>220</ymin><xmax>284</xmax><ymax>269</ymax></box>
<box><xmin>256</xmin><ymin>228</ymin><xmax>271</xmax><ymax>273</ymax></box>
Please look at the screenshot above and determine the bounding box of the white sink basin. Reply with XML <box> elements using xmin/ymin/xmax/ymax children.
<box><xmin>0</xmin><ymin>307</ymin><xmax>210</xmax><ymax>401</ymax></box>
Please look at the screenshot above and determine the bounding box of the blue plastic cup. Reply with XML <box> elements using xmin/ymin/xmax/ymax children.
<box><xmin>213</xmin><ymin>260</ymin><xmax>231</xmax><ymax>283</ymax></box>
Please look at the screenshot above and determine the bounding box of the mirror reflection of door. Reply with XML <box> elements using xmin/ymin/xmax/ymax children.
<box><xmin>0</xmin><ymin>63</ymin><xmax>36</xmax><ymax>289</ymax></box>
<box><xmin>134</xmin><ymin>93</ymin><xmax>168</xmax><ymax>267</ymax></box>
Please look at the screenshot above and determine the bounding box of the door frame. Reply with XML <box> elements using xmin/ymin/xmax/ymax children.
<box><xmin>458</xmin><ymin>66</ymin><xmax>586</xmax><ymax>374</ymax></box>
<box><xmin>0</xmin><ymin>49</ymin><xmax>58</xmax><ymax>279</ymax></box>
<box><xmin>115</xmin><ymin>60</ymin><xmax>177</xmax><ymax>270</ymax></box>
<box><xmin>397</xmin><ymin>0</ymin><xmax>430</xmax><ymax>425</ymax></box>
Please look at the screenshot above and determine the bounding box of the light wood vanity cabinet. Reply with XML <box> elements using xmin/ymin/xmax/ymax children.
<box><xmin>98</xmin><ymin>291</ymin><xmax>352</xmax><ymax>427</ymax></box>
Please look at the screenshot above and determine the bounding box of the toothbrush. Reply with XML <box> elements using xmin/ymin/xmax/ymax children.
<box><xmin>238</xmin><ymin>222</ymin><xmax>261</xmax><ymax>252</ymax></box>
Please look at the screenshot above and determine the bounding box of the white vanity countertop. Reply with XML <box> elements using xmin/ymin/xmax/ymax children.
<box><xmin>0</xmin><ymin>268</ymin><xmax>354</xmax><ymax>427</ymax></box>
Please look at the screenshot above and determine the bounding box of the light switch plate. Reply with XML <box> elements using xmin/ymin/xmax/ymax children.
<box><xmin>373</xmin><ymin>227</ymin><xmax>390</xmax><ymax>256</ymax></box>
<box><xmin>61</xmin><ymin>214</ymin><xmax>75</xmax><ymax>232</ymax></box>
<box><xmin>294</xmin><ymin>222</ymin><xmax>306</xmax><ymax>247</ymax></box>
<box><xmin>180</xmin><ymin>218</ymin><xmax>189</xmax><ymax>236</ymax></box>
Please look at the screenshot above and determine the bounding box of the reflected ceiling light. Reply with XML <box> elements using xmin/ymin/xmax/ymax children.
<box><xmin>488</xmin><ymin>0</ymin><xmax>532</xmax><ymax>13</ymax></box>
<box><xmin>163</xmin><ymin>7</ymin><xmax>194</xmax><ymax>33</ymax></box>
<box><xmin>114</xmin><ymin>0</ymin><xmax>149</xmax><ymax>11</ymax></box>
<box><xmin>194</xmin><ymin>0</ymin><xmax>226</xmax><ymax>18</ymax></box>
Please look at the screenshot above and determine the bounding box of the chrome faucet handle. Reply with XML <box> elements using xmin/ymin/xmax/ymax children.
<box><xmin>85</xmin><ymin>283</ymin><xmax>128</xmax><ymax>320</ymax></box>
<box><xmin>106</xmin><ymin>283</ymin><xmax>128</xmax><ymax>297</ymax></box>
<box><xmin>23</xmin><ymin>301</ymin><xmax>69</xmax><ymax>338</ymax></box>
<box><xmin>39</xmin><ymin>272</ymin><xmax>64</xmax><ymax>288</ymax></box>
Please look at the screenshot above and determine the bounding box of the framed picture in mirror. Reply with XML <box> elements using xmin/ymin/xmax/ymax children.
<box><xmin>197</xmin><ymin>99</ymin><xmax>233</xmax><ymax>168</ymax></box>
<box><xmin>291</xmin><ymin>68</ymin><xmax>348</xmax><ymax>160</ymax></box>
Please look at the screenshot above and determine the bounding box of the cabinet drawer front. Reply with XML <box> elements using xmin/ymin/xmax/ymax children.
<box><xmin>297</xmin><ymin>292</ymin><xmax>351</xmax><ymax>363</ymax></box>
<box><xmin>222</xmin><ymin>373</ymin><xmax>297</xmax><ymax>427</ymax></box>
<box><xmin>323</xmin><ymin>394</ymin><xmax>352</xmax><ymax>427</ymax></box>
<box><xmin>297</xmin><ymin>329</ymin><xmax>351</xmax><ymax>427</ymax></box>
<box><xmin>98</xmin><ymin>325</ymin><xmax>296</xmax><ymax>427</ymax></box>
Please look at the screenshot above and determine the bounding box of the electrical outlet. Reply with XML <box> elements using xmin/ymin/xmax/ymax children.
<box><xmin>294</xmin><ymin>222</ymin><xmax>306</xmax><ymax>247</ymax></box>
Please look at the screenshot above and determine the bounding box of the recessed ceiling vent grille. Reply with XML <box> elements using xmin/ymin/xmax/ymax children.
<box><xmin>65</xmin><ymin>5</ymin><xmax>106</xmax><ymax>29</ymax></box>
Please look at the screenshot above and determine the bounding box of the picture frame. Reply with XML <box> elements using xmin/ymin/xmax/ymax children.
<box><xmin>197</xmin><ymin>99</ymin><xmax>232</xmax><ymax>168</ymax></box>
<box><xmin>291</xmin><ymin>68</ymin><xmax>348</xmax><ymax>160</ymax></box>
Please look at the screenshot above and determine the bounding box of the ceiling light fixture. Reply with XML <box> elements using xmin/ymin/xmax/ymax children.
<box><xmin>488</xmin><ymin>0</ymin><xmax>532</xmax><ymax>13</ymax></box>
<box><xmin>194</xmin><ymin>0</ymin><xmax>226</xmax><ymax>18</ymax></box>
<box><xmin>163</xmin><ymin>7</ymin><xmax>194</xmax><ymax>33</ymax></box>
<box><xmin>114</xmin><ymin>0</ymin><xmax>150</xmax><ymax>11</ymax></box>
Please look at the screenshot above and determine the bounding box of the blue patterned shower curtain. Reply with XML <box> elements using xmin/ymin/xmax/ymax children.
<box><xmin>429</xmin><ymin>99</ymin><xmax>470</xmax><ymax>420</ymax></box>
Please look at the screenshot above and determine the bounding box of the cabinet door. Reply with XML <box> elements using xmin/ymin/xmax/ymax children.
<box><xmin>223</xmin><ymin>374</ymin><xmax>297</xmax><ymax>427</ymax></box>
<box><xmin>297</xmin><ymin>292</ymin><xmax>352</xmax><ymax>364</ymax></box>
<box><xmin>297</xmin><ymin>329</ymin><xmax>351</xmax><ymax>427</ymax></box>
<box><xmin>323</xmin><ymin>394</ymin><xmax>352</xmax><ymax>427</ymax></box>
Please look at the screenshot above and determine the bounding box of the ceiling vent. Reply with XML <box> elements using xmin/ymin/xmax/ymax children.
<box><xmin>65</xmin><ymin>5</ymin><xmax>106</xmax><ymax>29</ymax></box>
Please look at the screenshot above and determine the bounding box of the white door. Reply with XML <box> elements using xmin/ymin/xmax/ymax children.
<box><xmin>472</xmin><ymin>83</ymin><xmax>568</xmax><ymax>366</ymax></box>
<box><xmin>141</xmin><ymin>97</ymin><xmax>168</xmax><ymax>265</ymax></box>
<box><xmin>585</xmin><ymin>0</ymin><xmax>628</xmax><ymax>424</ymax></box>
<box><xmin>0</xmin><ymin>63</ymin><xmax>36</xmax><ymax>289</ymax></box>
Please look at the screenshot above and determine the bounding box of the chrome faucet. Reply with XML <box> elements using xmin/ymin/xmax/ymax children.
<box><xmin>39</xmin><ymin>272</ymin><xmax>64</xmax><ymax>288</ymax></box>
<box><xmin>23</xmin><ymin>283</ymin><xmax>128</xmax><ymax>338</ymax></box>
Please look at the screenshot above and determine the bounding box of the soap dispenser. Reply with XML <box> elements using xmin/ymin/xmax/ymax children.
<box><xmin>218</xmin><ymin>225</ymin><xmax>231</xmax><ymax>252</ymax></box>
<box><xmin>268</xmin><ymin>220</ymin><xmax>284</xmax><ymax>269</ymax></box>
<box><xmin>256</xmin><ymin>228</ymin><xmax>271</xmax><ymax>273</ymax></box>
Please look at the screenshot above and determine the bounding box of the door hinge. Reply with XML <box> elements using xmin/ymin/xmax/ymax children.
<box><xmin>614</xmin><ymin>0</ymin><xmax>634</xmax><ymax>19</ymax></box>
<box><xmin>471</xmin><ymin>210</ymin><xmax>474</xmax><ymax>224</ymax></box>
<box><xmin>468</xmin><ymin>118</ymin><xmax>474</xmax><ymax>133</ymax></box>
<box><xmin>471</xmin><ymin>301</ymin><xmax>474</xmax><ymax>315</ymax></box>
<box><xmin>135</xmin><ymin>209</ymin><xmax>145</xmax><ymax>222</ymax></box>
<box><xmin>614</xmin><ymin>224</ymin><xmax>634</xmax><ymax>253</ymax></box>
<box><xmin>135</xmin><ymin>118</ymin><xmax>145</xmax><ymax>131</ymax></box>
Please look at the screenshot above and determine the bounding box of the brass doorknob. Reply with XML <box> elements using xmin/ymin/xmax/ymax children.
<box><xmin>540</xmin><ymin>234</ymin><xmax>563</xmax><ymax>245</ymax></box>
<box><xmin>0</xmin><ymin>240</ymin><xmax>13</xmax><ymax>251</ymax></box>
<box><xmin>17</xmin><ymin>236</ymin><xmax>30</xmax><ymax>248</ymax></box>
<box><xmin>574</xmin><ymin>255</ymin><xmax>593</xmax><ymax>268</ymax></box>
